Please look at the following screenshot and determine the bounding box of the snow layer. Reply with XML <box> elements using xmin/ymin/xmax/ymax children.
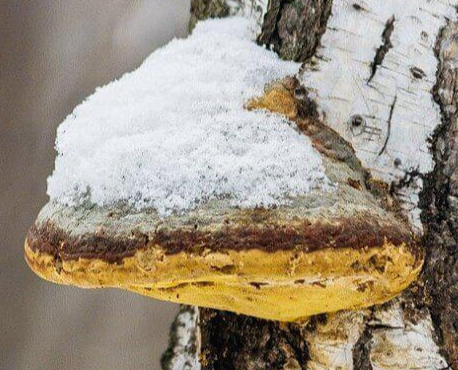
<box><xmin>47</xmin><ymin>17</ymin><xmax>329</xmax><ymax>216</ymax></box>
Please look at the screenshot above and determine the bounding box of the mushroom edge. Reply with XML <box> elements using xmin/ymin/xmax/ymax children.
<box><xmin>25</xmin><ymin>239</ymin><xmax>422</xmax><ymax>322</ymax></box>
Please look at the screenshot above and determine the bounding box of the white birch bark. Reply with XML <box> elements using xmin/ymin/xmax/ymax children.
<box><xmin>299</xmin><ymin>0</ymin><xmax>456</xmax><ymax>229</ymax></box>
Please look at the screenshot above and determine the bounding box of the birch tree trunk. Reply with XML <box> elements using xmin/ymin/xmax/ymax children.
<box><xmin>163</xmin><ymin>1</ymin><xmax>458</xmax><ymax>369</ymax></box>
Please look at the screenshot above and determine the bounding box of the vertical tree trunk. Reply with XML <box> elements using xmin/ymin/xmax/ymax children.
<box><xmin>163</xmin><ymin>1</ymin><xmax>458</xmax><ymax>369</ymax></box>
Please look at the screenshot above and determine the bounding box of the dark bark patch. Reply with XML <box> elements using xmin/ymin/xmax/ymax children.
<box><xmin>420</xmin><ymin>21</ymin><xmax>458</xmax><ymax>369</ymax></box>
<box><xmin>353</xmin><ymin>323</ymin><xmax>373</xmax><ymax>370</ymax></box>
<box><xmin>199</xmin><ymin>309</ymin><xmax>309</xmax><ymax>370</ymax></box>
<box><xmin>352</xmin><ymin>3</ymin><xmax>366</xmax><ymax>12</ymax></box>
<box><xmin>378</xmin><ymin>95</ymin><xmax>397</xmax><ymax>156</ymax></box>
<box><xmin>257</xmin><ymin>0</ymin><xmax>333</xmax><ymax>62</ymax></box>
<box><xmin>368</xmin><ymin>16</ymin><xmax>395</xmax><ymax>83</ymax></box>
<box><xmin>410</xmin><ymin>66</ymin><xmax>427</xmax><ymax>80</ymax></box>
<box><xmin>189</xmin><ymin>0</ymin><xmax>230</xmax><ymax>32</ymax></box>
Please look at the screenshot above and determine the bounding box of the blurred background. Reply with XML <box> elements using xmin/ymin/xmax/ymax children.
<box><xmin>0</xmin><ymin>1</ymin><xmax>190</xmax><ymax>369</ymax></box>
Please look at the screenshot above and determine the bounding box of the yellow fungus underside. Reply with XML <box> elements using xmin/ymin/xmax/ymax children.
<box><xmin>25</xmin><ymin>240</ymin><xmax>422</xmax><ymax>322</ymax></box>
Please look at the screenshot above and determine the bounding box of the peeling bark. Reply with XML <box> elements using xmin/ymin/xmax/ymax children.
<box><xmin>164</xmin><ymin>1</ymin><xmax>458</xmax><ymax>369</ymax></box>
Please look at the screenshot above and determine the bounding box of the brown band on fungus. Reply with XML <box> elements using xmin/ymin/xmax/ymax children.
<box><xmin>27</xmin><ymin>212</ymin><xmax>418</xmax><ymax>264</ymax></box>
<box><xmin>26</xmin><ymin>223</ymin><xmax>148</xmax><ymax>264</ymax></box>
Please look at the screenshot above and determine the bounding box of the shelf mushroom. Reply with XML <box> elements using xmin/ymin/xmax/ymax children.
<box><xmin>25</xmin><ymin>77</ymin><xmax>422</xmax><ymax>322</ymax></box>
<box><xmin>24</xmin><ymin>137</ymin><xmax>422</xmax><ymax>322</ymax></box>
<box><xmin>24</xmin><ymin>18</ymin><xmax>423</xmax><ymax>322</ymax></box>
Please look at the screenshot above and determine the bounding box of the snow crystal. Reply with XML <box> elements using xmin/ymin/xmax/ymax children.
<box><xmin>47</xmin><ymin>17</ymin><xmax>329</xmax><ymax>216</ymax></box>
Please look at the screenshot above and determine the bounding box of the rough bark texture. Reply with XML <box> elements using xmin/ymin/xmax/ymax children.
<box><xmin>257</xmin><ymin>0</ymin><xmax>332</xmax><ymax>62</ymax></box>
<box><xmin>199</xmin><ymin>309</ymin><xmax>308</xmax><ymax>370</ymax></box>
<box><xmin>189</xmin><ymin>0</ymin><xmax>230</xmax><ymax>31</ymax></box>
<box><xmin>421</xmin><ymin>21</ymin><xmax>458</xmax><ymax>369</ymax></box>
<box><xmin>165</xmin><ymin>1</ymin><xmax>458</xmax><ymax>369</ymax></box>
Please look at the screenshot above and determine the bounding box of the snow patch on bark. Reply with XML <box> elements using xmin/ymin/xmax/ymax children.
<box><xmin>47</xmin><ymin>17</ymin><xmax>331</xmax><ymax>216</ymax></box>
<box><xmin>299</xmin><ymin>0</ymin><xmax>457</xmax><ymax>229</ymax></box>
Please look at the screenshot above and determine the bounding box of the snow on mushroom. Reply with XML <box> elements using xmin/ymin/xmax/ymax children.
<box><xmin>25</xmin><ymin>17</ymin><xmax>423</xmax><ymax>322</ymax></box>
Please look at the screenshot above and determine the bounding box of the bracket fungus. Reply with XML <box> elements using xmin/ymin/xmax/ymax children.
<box><xmin>25</xmin><ymin>18</ymin><xmax>422</xmax><ymax>322</ymax></box>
